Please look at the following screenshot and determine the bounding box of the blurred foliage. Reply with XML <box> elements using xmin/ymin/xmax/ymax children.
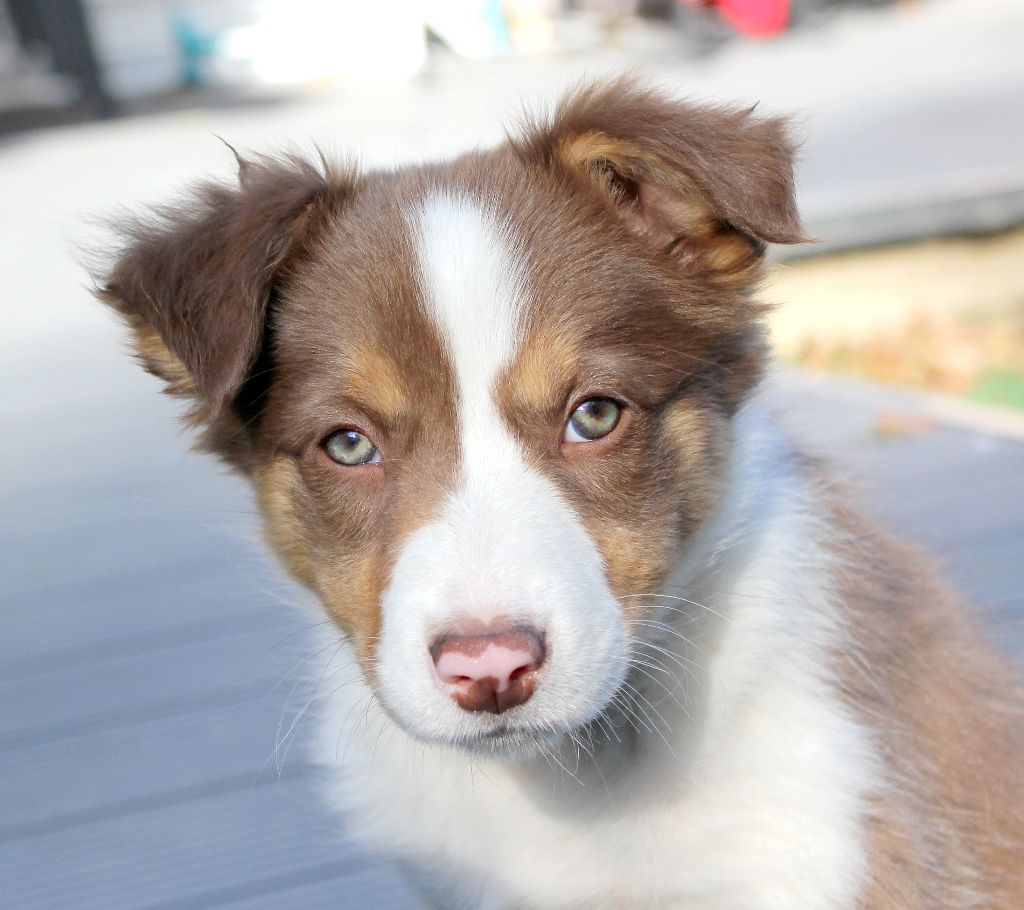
<box><xmin>793</xmin><ymin>301</ymin><xmax>1024</xmax><ymax>410</ymax></box>
<box><xmin>771</xmin><ymin>227</ymin><xmax>1024</xmax><ymax>412</ymax></box>
<box><xmin>970</xmin><ymin>371</ymin><xmax>1024</xmax><ymax>411</ymax></box>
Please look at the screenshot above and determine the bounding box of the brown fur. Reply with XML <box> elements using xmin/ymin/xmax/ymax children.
<box><xmin>99</xmin><ymin>82</ymin><xmax>801</xmax><ymax>672</ymax></box>
<box><xmin>252</xmin><ymin>173</ymin><xmax>462</xmax><ymax>662</ymax></box>
<box><xmin>96</xmin><ymin>78</ymin><xmax>1023</xmax><ymax>907</ymax></box>
<box><xmin>826</xmin><ymin>490</ymin><xmax>1024</xmax><ymax>909</ymax></box>
<box><xmin>515</xmin><ymin>78</ymin><xmax>807</xmax><ymax>288</ymax></box>
<box><xmin>99</xmin><ymin>152</ymin><xmax>356</xmax><ymax>467</ymax></box>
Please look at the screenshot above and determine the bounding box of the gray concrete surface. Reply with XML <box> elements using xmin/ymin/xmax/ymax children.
<box><xmin>2</xmin><ymin>1</ymin><xmax>1023</xmax><ymax>906</ymax></box>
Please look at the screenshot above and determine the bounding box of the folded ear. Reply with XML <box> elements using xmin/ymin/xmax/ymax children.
<box><xmin>515</xmin><ymin>79</ymin><xmax>807</xmax><ymax>285</ymax></box>
<box><xmin>97</xmin><ymin>152</ymin><xmax>353</xmax><ymax>460</ymax></box>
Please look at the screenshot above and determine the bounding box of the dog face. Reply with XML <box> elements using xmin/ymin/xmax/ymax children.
<box><xmin>99</xmin><ymin>81</ymin><xmax>803</xmax><ymax>752</ymax></box>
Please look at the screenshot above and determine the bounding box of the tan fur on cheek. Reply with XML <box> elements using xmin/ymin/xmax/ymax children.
<box><xmin>255</xmin><ymin>456</ymin><xmax>387</xmax><ymax>675</ymax></box>
<box><xmin>591</xmin><ymin>519</ymin><xmax>671</xmax><ymax>600</ymax></box>
<box><xmin>589</xmin><ymin>399</ymin><xmax>728</xmax><ymax>635</ymax></box>
<box><xmin>254</xmin><ymin>456</ymin><xmax>318</xmax><ymax>590</ymax></box>
<box><xmin>317</xmin><ymin>549</ymin><xmax>387</xmax><ymax>678</ymax></box>
<box><xmin>659</xmin><ymin>398</ymin><xmax>728</xmax><ymax>528</ymax></box>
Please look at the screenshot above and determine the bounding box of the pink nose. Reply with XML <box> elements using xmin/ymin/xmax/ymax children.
<box><xmin>431</xmin><ymin>626</ymin><xmax>545</xmax><ymax>714</ymax></box>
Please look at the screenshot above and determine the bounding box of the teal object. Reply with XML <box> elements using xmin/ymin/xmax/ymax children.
<box><xmin>171</xmin><ymin>11</ymin><xmax>218</xmax><ymax>86</ymax></box>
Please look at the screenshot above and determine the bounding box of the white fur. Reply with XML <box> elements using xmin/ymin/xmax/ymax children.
<box><xmin>372</xmin><ymin>191</ymin><xmax>628</xmax><ymax>746</ymax></box>
<box><xmin>315</xmin><ymin>389</ymin><xmax>879</xmax><ymax>910</ymax></box>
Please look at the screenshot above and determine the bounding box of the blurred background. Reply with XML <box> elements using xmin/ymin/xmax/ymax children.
<box><xmin>1</xmin><ymin>1</ymin><xmax>1022</xmax><ymax>908</ymax></box>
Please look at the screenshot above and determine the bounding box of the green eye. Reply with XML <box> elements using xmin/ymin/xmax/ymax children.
<box><xmin>565</xmin><ymin>398</ymin><xmax>622</xmax><ymax>443</ymax></box>
<box><xmin>323</xmin><ymin>429</ymin><xmax>380</xmax><ymax>466</ymax></box>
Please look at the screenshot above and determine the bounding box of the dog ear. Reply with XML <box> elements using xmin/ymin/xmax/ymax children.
<box><xmin>98</xmin><ymin>152</ymin><xmax>353</xmax><ymax>460</ymax></box>
<box><xmin>515</xmin><ymin>79</ymin><xmax>807</xmax><ymax>285</ymax></box>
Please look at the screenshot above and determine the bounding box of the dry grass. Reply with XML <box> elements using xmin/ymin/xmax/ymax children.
<box><xmin>794</xmin><ymin>306</ymin><xmax>1024</xmax><ymax>393</ymax></box>
<box><xmin>766</xmin><ymin>228</ymin><xmax>1024</xmax><ymax>408</ymax></box>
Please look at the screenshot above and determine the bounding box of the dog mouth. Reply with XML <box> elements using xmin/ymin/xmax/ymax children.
<box><xmin>444</xmin><ymin>659</ymin><xmax>669</xmax><ymax>758</ymax></box>
<box><xmin>453</xmin><ymin>722</ymin><xmax>565</xmax><ymax>758</ymax></box>
<box><xmin>442</xmin><ymin>691</ymin><xmax>625</xmax><ymax>757</ymax></box>
<box><xmin>370</xmin><ymin>685</ymin><xmax>558</xmax><ymax>755</ymax></box>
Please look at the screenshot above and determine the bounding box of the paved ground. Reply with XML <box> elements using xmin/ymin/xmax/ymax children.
<box><xmin>1</xmin><ymin>362</ymin><xmax>1022</xmax><ymax>909</ymax></box>
<box><xmin>1</xmin><ymin>1</ymin><xmax>1023</xmax><ymax>906</ymax></box>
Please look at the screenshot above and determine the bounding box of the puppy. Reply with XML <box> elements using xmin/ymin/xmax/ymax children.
<box><xmin>99</xmin><ymin>80</ymin><xmax>1023</xmax><ymax>909</ymax></box>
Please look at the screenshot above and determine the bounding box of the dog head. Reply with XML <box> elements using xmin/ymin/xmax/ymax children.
<box><xmin>99</xmin><ymin>80</ymin><xmax>804</xmax><ymax>752</ymax></box>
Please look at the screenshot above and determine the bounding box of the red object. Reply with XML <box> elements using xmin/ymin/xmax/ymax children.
<box><xmin>716</xmin><ymin>0</ymin><xmax>790</xmax><ymax>37</ymax></box>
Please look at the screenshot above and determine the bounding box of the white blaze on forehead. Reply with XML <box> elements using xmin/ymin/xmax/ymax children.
<box><xmin>408</xmin><ymin>190</ymin><xmax>528</xmax><ymax>467</ymax></box>
<box><xmin>382</xmin><ymin>189</ymin><xmax>627</xmax><ymax>747</ymax></box>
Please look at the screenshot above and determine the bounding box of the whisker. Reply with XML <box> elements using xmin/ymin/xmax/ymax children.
<box><xmin>621</xmin><ymin>592</ymin><xmax>729</xmax><ymax>623</ymax></box>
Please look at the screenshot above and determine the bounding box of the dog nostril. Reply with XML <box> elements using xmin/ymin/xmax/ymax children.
<box><xmin>431</xmin><ymin>626</ymin><xmax>545</xmax><ymax>715</ymax></box>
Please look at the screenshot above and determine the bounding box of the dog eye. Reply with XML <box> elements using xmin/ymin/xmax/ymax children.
<box><xmin>323</xmin><ymin>429</ymin><xmax>381</xmax><ymax>466</ymax></box>
<box><xmin>564</xmin><ymin>398</ymin><xmax>622</xmax><ymax>443</ymax></box>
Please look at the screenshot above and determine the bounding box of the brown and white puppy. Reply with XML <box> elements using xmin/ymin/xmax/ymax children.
<box><xmin>99</xmin><ymin>80</ymin><xmax>1023</xmax><ymax>910</ymax></box>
